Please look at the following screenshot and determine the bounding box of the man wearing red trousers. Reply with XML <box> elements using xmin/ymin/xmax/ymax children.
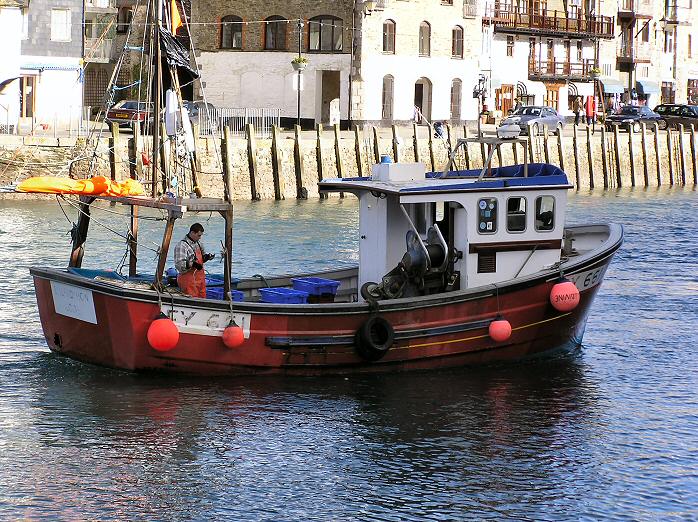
<box><xmin>174</xmin><ymin>223</ymin><xmax>214</xmax><ymax>298</ymax></box>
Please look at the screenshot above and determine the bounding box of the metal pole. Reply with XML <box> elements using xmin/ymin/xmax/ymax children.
<box><xmin>592</xmin><ymin>78</ymin><xmax>596</xmax><ymax>134</ymax></box>
<box><xmin>297</xmin><ymin>19</ymin><xmax>303</xmax><ymax>128</ymax></box>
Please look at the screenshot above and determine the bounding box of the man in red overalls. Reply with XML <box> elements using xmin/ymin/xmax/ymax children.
<box><xmin>174</xmin><ymin>223</ymin><xmax>214</xmax><ymax>298</ymax></box>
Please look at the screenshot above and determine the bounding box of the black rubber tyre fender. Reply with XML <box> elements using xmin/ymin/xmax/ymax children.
<box><xmin>354</xmin><ymin>316</ymin><xmax>395</xmax><ymax>361</ymax></box>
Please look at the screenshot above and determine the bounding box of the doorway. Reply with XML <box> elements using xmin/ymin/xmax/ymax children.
<box><xmin>414</xmin><ymin>77</ymin><xmax>432</xmax><ymax>122</ymax></box>
<box><xmin>319</xmin><ymin>70</ymin><xmax>340</xmax><ymax>125</ymax></box>
<box><xmin>20</xmin><ymin>76</ymin><xmax>36</xmax><ymax>118</ymax></box>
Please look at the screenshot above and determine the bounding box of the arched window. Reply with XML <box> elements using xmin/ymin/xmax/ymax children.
<box><xmin>382</xmin><ymin>75</ymin><xmax>394</xmax><ymax>120</ymax></box>
<box><xmin>452</xmin><ymin>26</ymin><xmax>463</xmax><ymax>58</ymax></box>
<box><xmin>221</xmin><ymin>15</ymin><xmax>242</xmax><ymax>49</ymax></box>
<box><xmin>264</xmin><ymin>16</ymin><xmax>287</xmax><ymax>50</ymax></box>
<box><xmin>309</xmin><ymin>16</ymin><xmax>343</xmax><ymax>51</ymax></box>
<box><xmin>450</xmin><ymin>79</ymin><xmax>462</xmax><ymax>120</ymax></box>
<box><xmin>383</xmin><ymin>20</ymin><xmax>395</xmax><ymax>54</ymax></box>
<box><xmin>419</xmin><ymin>22</ymin><xmax>431</xmax><ymax>56</ymax></box>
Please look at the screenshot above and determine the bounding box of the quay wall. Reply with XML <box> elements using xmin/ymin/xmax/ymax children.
<box><xmin>1</xmin><ymin>123</ymin><xmax>697</xmax><ymax>200</ymax></box>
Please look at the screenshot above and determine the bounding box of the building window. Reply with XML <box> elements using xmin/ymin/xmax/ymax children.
<box><xmin>545</xmin><ymin>88</ymin><xmax>558</xmax><ymax>109</ymax></box>
<box><xmin>576</xmin><ymin>41</ymin><xmax>583</xmax><ymax>61</ymax></box>
<box><xmin>309</xmin><ymin>16</ymin><xmax>343</xmax><ymax>52</ymax></box>
<box><xmin>419</xmin><ymin>21</ymin><xmax>431</xmax><ymax>56</ymax></box>
<box><xmin>382</xmin><ymin>75</ymin><xmax>394</xmax><ymax>120</ymax></box>
<box><xmin>383</xmin><ymin>20</ymin><xmax>396</xmax><ymax>54</ymax></box>
<box><xmin>50</xmin><ymin>9</ymin><xmax>71</xmax><ymax>42</ymax></box>
<box><xmin>264</xmin><ymin>16</ymin><xmax>287</xmax><ymax>50</ymax></box>
<box><xmin>506</xmin><ymin>36</ymin><xmax>514</xmax><ymax>57</ymax></box>
<box><xmin>221</xmin><ymin>15</ymin><xmax>243</xmax><ymax>49</ymax></box>
<box><xmin>21</xmin><ymin>8</ymin><xmax>28</xmax><ymax>39</ymax></box>
<box><xmin>664</xmin><ymin>29</ymin><xmax>674</xmax><ymax>53</ymax></box>
<box><xmin>641</xmin><ymin>22</ymin><xmax>650</xmax><ymax>43</ymax></box>
<box><xmin>116</xmin><ymin>7</ymin><xmax>132</xmax><ymax>34</ymax></box>
<box><xmin>535</xmin><ymin>196</ymin><xmax>555</xmax><ymax>231</ymax></box>
<box><xmin>452</xmin><ymin>26</ymin><xmax>463</xmax><ymax>58</ymax></box>
<box><xmin>450</xmin><ymin>79</ymin><xmax>462</xmax><ymax>120</ymax></box>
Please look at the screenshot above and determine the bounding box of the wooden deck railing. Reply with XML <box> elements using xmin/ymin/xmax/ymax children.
<box><xmin>528</xmin><ymin>59</ymin><xmax>596</xmax><ymax>80</ymax></box>
<box><xmin>485</xmin><ymin>7</ymin><xmax>615</xmax><ymax>38</ymax></box>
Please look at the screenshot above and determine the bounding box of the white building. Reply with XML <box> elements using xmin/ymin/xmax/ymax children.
<box><xmin>0</xmin><ymin>1</ymin><xmax>25</xmax><ymax>132</ymax></box>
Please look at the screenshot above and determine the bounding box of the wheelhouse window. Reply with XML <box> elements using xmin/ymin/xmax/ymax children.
<box><xmin>452</xmin><ymin>26</ymin><xmax>463</xmax><ymax>58</ymax></box>
<box><xmin>383</xmin><ymin>20</ymin><xmax>396</xmax><ymax>54</ymax></box>
<box><xmin>535</xmin><ymin>196</ymin><xmax>555</xmax><ymax>231</ymax></box>
<box><xmin>221</xmin><ymin>15</ymin><xmax>243</xmax><ymax>49</ymax></box>
<box><xmin>450</xmin><ymin>79</ymin><xmax>462</xmax><ymax>120</ymax></box>
<box><xmin>382</xmin><ymin>75</ymin><xmax>394</xmax><ymax>120</ymax></box>
<box><xmin>477</xmin><ymin>198</ymin><xmax>498</xmax><ymax>234</ymax></box>
<box><xmin>419</xmin><ymin>22</ymin><xmax>431</xmax><ymax>56</ymax></box>
<box><xmin>264</xmin><ymin>16</ymin><xmax>287</xmax><ymax>50</ymax></box>
<box><xmin>507</xmin><ymin>197</ymin><xmax>527</xmax><ymax>232</ymax></box>
<box><xmin>309</xmin><ymin>16</ymin><xmax>343</xmax><ymax>52</ymax></box>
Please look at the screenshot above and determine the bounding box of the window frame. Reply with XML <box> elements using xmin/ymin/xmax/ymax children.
<box><xmin>382</xmin><ymin>75</ymin><xmax>394</xmax><ymax>120</ymax></box>
<box><xmin>264</xmin><ymin>16</ymin><xmax>288</xmax><ymax>51</ymax></box>
<box><xmin>220</xmin><ymin>15</ymin><xmax>243</xmax><ymax>50</ymax></box>
<box><xmin>506</xmin><ymin>35</ymin><xmax>514</xmax><ymax>57</ymax></box>
<box><xmin>419</xmin><ymin>21</ymin><xmax>431</xmax><ymax>57</ymax></box>
<box><xmin>477</xmin><ymin>197</ymin><xmax>498</xmax><ymax>235</ymax></box>
<box><xmin>450</xmin><ymin>78</ymin><xmax>462</xmax><ymax>120</ymax></box>
<box><xmin>383</xmin><ymin>19</ymin><xmax>396</xmax><ymax>54</ymax></box>
<box><xmin>50</xmin><ymin>8</ymin><xmax>72</xmax><ymax>42</ymax></box>
<box><xmin>506</xmin><ymin>196</ymin><xmax>527</xmax><ymax>233</ymax></box>
<box><xmin>452</xmin><ymin>25</ymin><xmax>463</xmax><ymax>58</ymax></box>
<box><xmin>308</xmin><ymin>15</ymin><xmax>343</xmax><ymax>52</ymax></box>
<box><xmin>534</xmin><ymin>195</ymin><xmax>555</xmax><ymax>232</ymax></box>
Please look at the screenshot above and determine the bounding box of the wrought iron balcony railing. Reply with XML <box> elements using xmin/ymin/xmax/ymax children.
<box><xmin>617</xmin><ymin>42</ymin><xmax>651</xmax><ymax>62</ymax></box>
<box><xmin>484</xmin><ymin>5</ymin><xmax>615</xmax><ymax>38</ymax></box>
<box><xmin>528</xmin><ymin>59</ymin><xmax>596</xmax><ymax>81</ymax></box>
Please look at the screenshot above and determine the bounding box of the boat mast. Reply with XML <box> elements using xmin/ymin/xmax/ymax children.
<box><xmin>151</xmin><ymin>0</ymin><xmax>163</xmax><ymax>197</ymax></box>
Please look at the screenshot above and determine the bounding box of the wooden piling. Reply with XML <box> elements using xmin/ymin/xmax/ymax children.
<box><xmin>245</xmin><ymin>123</ymin><xmax>259</xmax><ymax>200</ymax></box>
<box><xmin>678</xmin><ymin>124</ymin><xmax>687</xmax><ymax>185</ymax></box>
<box><xmin>109</xmin><ymin>122</ymin><xmax>119</xmax><ymax>182</ymax></box>
<box><xmin>221</xmin><ymin>127</ymin><xmax>235</xmax><ymax>202</ymax></box>
<box><xmin>557</xmin><ymin>130</ymin><xmax>565</xmax><ymax>172</ymax></box>
<box><xmin>528</xmin><ymin>124</ymin><xmax>535</xmax><ymax>164</ymax></box>
<box><xmin>572</xmin><ymin>125</ymin><xmax>580</xmax><ymax>187</ymax></box>
<box><xmin>294</xmin><ymin>125</ymin><xmax>305</xmax><ymax>198</ymax></box>
<box><xmin>600</xmin><ymin>127</ymin><xmax>609</xmax><ymax>189</ymax></box>
<box><xmin>412</xmin><ymin>123</ymin><xmax>420</xmax><ymax>164</ymax></box>
<box><xmin>354</xmin><ymin>126</ymin><xmax>363</xmax><ymax>177</ymax></box>
<box><xmin>446</xmin><ymin>123</ymin><xmax>454</xmax><ymax>157</ymax></box>
<box><xmin>690</xmin><ymin>123</ymin><xmax>698</xmax><ymax>185</ymax></box>
<box><xmin>543</xmin><ymin>127</ymin><xmax>550</xmax><ymax>164</ymax></box>
<box><xmin>640</xmin><ymin>122</ymin><xmax>649</xmax><ymax>187</ymax></box>
<box><xmin>586</xmin><ymin>125</ymin><xmax>594</xmax><ymax>189</ymax></box>
<box><xmin>512</xmin><ymin>140</ymin><xmax>518</xmax><ymax>164</ymax></box>
<box><xmin>628</xmin><ymin>127</ymin><xmax>636</xmax><ymax>187</ymax></box>
<box><xmin>372</xmin><ymin>126</ymin><xmax>380</xmax><ymax>164</ymax></box>
<box><xmin>392</xmin><ymin>124</ymin><xmax>399</xmax><ymax>163</ymax></box>
<box><xmin>653</xmin><ymin>123</ymin><xmax>662</xmax><ymax>185</ymax></box>
<box><xmin>612</xmin><ymin>125</ymin><xmax>621</xmax><ymax>187</ymax></box>
<box><xmin>130</xmin><ymin>121</ymin><xmax>141</xmax><ymax>179</ymax></box>
<box><xmin>428</xmin><ymin>124</ymin><xmax>436</xmax><ymax>171</ymax></box>
<box><xmin>666</xmin><ymin>127</ymin><xmax>674</xmax><ymax>185</ymax></box>
<box><xmin>463</xmin><ymin>126</ymin><xmax>470</xmax><ymax>169</ymax></box>
<box><xmin>334</xmin><ymin>123</ymin><xmax>344</xmax><ymax>178</ymax></box>
<box><xmin>271</xmin><ymin>125</ymin><xmax>284</xmax><ymax>200</ymax></box>
<box><xmin>316</xmin><ymin>125</ymin><xmax>325</xmax><ymax>198</ymax></box>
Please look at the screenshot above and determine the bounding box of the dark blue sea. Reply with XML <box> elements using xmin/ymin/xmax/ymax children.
<box><xmin>0</xmin><ymin>188</ymin><xmax>696</xmax><ymax>521</ymax></box>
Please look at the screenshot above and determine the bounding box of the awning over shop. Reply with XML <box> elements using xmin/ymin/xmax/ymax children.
<box><xmin>600</xmin><ymin>77</ymin><xmax>625</xmax><ymax>94</ymax></box>
<box><xmin>568</xmin><ymin>81</ymin><xmax>594</xmax><ymax>97</ymax></box>
<box><xmin>636</xmin><ymin>80</ymin><xmax>660</xmax><ymax>95</ymax></box>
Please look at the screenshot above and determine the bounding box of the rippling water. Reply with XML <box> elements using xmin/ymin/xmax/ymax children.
<box><xmin>0</xmin><ymin>189</ymin><xmax>696</xmax><ymax>520</ymax></box>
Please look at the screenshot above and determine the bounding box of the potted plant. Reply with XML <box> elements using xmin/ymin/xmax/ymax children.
<box><xmin>589</xmin><ymin>67</ymin><xmax>601</xmax><ymax>79</ymax></box>
<box><xmin>291</xmin><ymin>56</ymin><xmax>308</xmax><ymax>71</ymax></box>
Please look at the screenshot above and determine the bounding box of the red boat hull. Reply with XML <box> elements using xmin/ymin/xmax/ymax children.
<box><xmin>31</xmin><ymin>252</ymin><xmax>615</xmax><ymax>375</ymax></box>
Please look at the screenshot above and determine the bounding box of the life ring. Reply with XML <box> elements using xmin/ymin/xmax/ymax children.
<box><xmin>354</xmin><ymin>316</ymin><xmax>395</xmax><ymax>361</ymax></box>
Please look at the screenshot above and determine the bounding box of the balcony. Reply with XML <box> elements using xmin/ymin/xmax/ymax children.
<box><xmin>484</xmin><ymin>5</ymin><xmax>615</xmax><ymax>39</ymax></box>
<box><xmin>85</xmin><ymin>0</ymin><xmax>117</xmax><ymax>13</ymax></box>
<box><xmin>617</xmin><ymin>42</ymin><xmax>651</xmax><ymax>65</ymax></box>
<box><xmin>618</xmin><ymin>0</ymin><xmax>654</xmax><ymax>20</ymax></box>
<box><xmin>84</xmin><ymin>37</ymin><xmax>114</xmax><ymax>63</ymax></box>
<box><xmin>463</xmin><ymin>0</ymin><xmax>478</xmax><ymax>18</ymax></box>
<box><xmin>664</xmin><ymin>4</ymin><xmax>690</xmax><ymax>24</ymax></box>
<box><xmin>528</xmin><ymin>59</ymin><xmax>596</xmax><ymax>81</ymax></box>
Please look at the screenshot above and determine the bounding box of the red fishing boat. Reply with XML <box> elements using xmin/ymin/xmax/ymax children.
<box><xmin>27</xmin><ymin>2</ymin><xmax>622</xmax><ymax>375</ymax></box>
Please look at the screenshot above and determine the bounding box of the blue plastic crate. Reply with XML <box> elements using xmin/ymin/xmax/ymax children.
<box><xmin>206</xmin><ymin>287</ymin><xmax>244</xmax><ymax>301</ymax></box>
<box><xmin>291</xmin><ymin>277</ymin><xmax>341</xmax><ymax>296</ymax></box>
<box><xmin>259</xmin><ymin>287</ymin><xmax>308</xmax><ymax>304</ymax></box>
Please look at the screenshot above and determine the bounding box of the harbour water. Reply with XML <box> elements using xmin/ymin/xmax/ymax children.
<box><xmin>0</xmin><ymin>189</ymin><xmax>696</xmax><ymax>520</ymax></box>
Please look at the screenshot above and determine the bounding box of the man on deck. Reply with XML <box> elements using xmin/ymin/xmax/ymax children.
<box><xmin>174</xmin><ymin>223</ymin><xmax>214</xmax><ymax>298</ymax></box>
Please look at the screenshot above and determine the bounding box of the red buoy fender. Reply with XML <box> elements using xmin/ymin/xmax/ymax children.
<box><xmin>147</xmin><ymin>312</ymin><xmax>179</xmax><ymax>351</ymax></box>
<box><xmin>489</xmin><ymin>319</ymin><xmax>512</xmax><ymax>342</ymax></box>
<box><xmin>222</xmin><ymin>322</ymin><xmax>245</xmax><ymax>348</ymax></box>
<box><xmin>550</xmin><ymin>280</ymin><xmax>580</xmax><ymax>312</ymax></box>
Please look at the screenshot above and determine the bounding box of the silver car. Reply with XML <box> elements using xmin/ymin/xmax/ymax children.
<box><xmin>500</xmin><ymin>106</ymin><xmax>565</xmax><ymax>136</ymax></box>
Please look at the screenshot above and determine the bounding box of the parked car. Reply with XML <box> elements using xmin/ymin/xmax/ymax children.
<box><xmin>105</xmin><ymin>100</ymin><xmax>153</xmax><ymax>127</ymax></box>
<box><xmin>653</xmin><ymin>104</ymin><xmax>698</xmax><ymax>129</ymax></box>
<box><xmin>605</xmin><ymin>105</ymin><xmax>664</xmax><ymax>132</ymax></box>
<box><xmin>499</xmin><ymin>106</ymin><xmax>565</xmax><ymax>136</ymax></box>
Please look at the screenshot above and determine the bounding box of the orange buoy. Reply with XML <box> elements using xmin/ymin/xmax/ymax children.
<box><xmin>550</xmin><ymin>280</ymin><xmax>580</xmax><ymax>312</ymax></box>
<box><xmin>222</xmin><ymin>321</ymin><xmax>245</xmax><ymax>348</ymax></box>
<box><xmin>489</xmin><ymin>318</ymin><xmax>512</xmax><ymax>342</ymax></box>
<box><xmin>147</xmin><ymin>313</ymin><xmax>179</xmax><ymax>351</ymax></box>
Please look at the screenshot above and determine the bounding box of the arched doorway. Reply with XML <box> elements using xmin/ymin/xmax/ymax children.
<box><xmin>414</xmin><ymin>77</ymin><xmax>432</xmax><ymax>122</ymax></box>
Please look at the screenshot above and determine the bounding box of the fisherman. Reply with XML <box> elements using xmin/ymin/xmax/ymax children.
<box><xmin>174</xmin><ymin>223</ymin><xmax>214</xmax><ymax>298</ymax></box>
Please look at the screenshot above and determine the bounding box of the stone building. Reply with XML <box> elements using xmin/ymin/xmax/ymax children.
<box><xmin>190</xmin><ymin>0</ymin><xmax>482</xmax><ymax>127</ymax></box>
<box><xmin>0</xmin><ymin>0</ymin><xmax>25</xmax><ymax>131</ymax></box>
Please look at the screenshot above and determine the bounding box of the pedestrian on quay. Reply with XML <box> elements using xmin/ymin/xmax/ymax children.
<box><xmin>174</xmin><ymin>223</ymin><xmax>215</xmax><ymax>298</ymax></box>
<box><xmin>585</xmin><ymin>95</ymin><xmax>596</xmax><ymax>126</ymax></box>
<box><xmin>572</xmin><ymin>96</ymin><xmax>582</xmax><ymax>125</ymax></box>
<box><xmin>513</xmin><ymin>97</ymin><xmax>522</xmax><ymax>113</ymax></box>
